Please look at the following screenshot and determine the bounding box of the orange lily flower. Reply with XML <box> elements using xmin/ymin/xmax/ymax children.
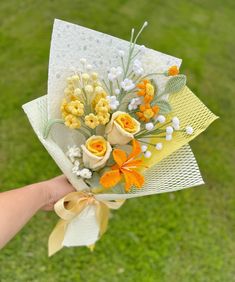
<box><xmin>100</xmin><ymin>139</ymin><xmax>145</xmax><ymax>192</ymax></box>
<box><xmin>137</xmin><ymin>79</ymin><xmax>155</xmax><ymax>103</ymax></box>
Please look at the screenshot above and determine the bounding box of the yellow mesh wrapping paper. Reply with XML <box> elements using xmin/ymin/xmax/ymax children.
<box><xmin>145</xmin><ymin>86</ymin><xmax>218</xmax><ymax>168</ymax></box>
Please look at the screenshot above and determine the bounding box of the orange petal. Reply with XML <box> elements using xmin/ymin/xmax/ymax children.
<box><xmin>122</xmin><ymin>168</ymin><xmax>145</xmax><ymax>192</ymax></box>
<box><xmin>100</xmin><ymin>170</ymin><xmax>122</xmax><ymax>188</ymax></box>
<box><xmin>153</xmin><ymin>105</ymin><xmax>159</xmax><ymax>114</ymax></box>
<box><xmin>136</xmin><ymin>112</ymin><xmax>143</xmax><ymax>118</ymax></box>
<box><xmin>144</xmin><ymin>95</ymin><xmax>153</xmax><ymax>103</ymax></box>
<box><xmin>113</xmin><ymin>149</ymin><xmax>127</xmax><ymax>167</ymax></box>
<box><xmin>137</xmin><ymin>83</ymin><xmax>145</xmax><ymax>89</ymax></box>
<box><xmin>124</xmin><ymin>159</ymin><xmax>143</xmax><ymax>168</ymax></box>
<box><xmin>128</xmin><ymin>139</ymin><xmax>141</xmax><ymax>160</ymax></box>
<box><xmin>137</xmin><ymin>90</ymin><xmax>145</xmax><ymax>96</ymax></box>
<box><xmin>139</xmin><ymin>104</ymin><xmax>146</xmax><ymax>112</ymax></box>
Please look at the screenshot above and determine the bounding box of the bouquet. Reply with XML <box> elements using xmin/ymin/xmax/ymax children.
<box><xmin>22</xmin><ymin>19</ymin><xmax>218</xmax><ymax>256</ymax></box>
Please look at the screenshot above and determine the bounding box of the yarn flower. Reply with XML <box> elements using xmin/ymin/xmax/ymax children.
<box><xmin>67</xmin><ymin>100</ymin><xmax>84</xmax><ymax>116</ymax></box>
<box><xmin>100</xmin><ymin>139</ymin><xmax>145</xmax><ymax>192</ymax></box>
<box><xmin>97</xmin><ymin>112</ymin><xmax>110</xmax><ymax>125</ymax></box>
<box><xmin>95</xmin><ymin>98</ymin><xmax>110</xmax><ymax>113</ymax></box>
<box><xmin>136</xmin><ymin>103</ymin><xmax>159</xmax><ymax>122</ymax></box>
<box><xmin>168</xmin><ymin>65</ymin><xmax>179</xmax><ymax>76</ymax></box>
<box><xmin>84</xmin><ymin>113</ymin><xmax>99</xmax><ymax>129</ymax></box>
<box><xmin>137</xmin><ymin>79</ymin><xmax>155</xmax><ymax>103</ymax></box>
<box><xmin>64</xmin><ymin>114</ymin><xmax>81</xmax><ymax>129</ymax></box>
<box><xmin>81</xmin><ymin>135</ymin><xmax>112</xmax><ymax>170</ymax></box>
<box><xmin>105</xmin><ymin>111</ymin><xmax>140</xmax><ymax>145</ymax></box>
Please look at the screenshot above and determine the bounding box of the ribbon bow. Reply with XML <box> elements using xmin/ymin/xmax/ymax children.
<box><xmin>48</xmin><ymin>191</ymin><xmax>125</xmax><ymax>256</ymax></box>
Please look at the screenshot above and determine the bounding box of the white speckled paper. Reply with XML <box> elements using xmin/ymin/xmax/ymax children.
<box><xmin>48</xmin><ymin>19</ymin><xmax>182</xmax><ymax>119</ymax></box>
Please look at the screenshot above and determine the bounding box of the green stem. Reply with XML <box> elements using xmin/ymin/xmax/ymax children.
<box><xmin>139</xmin><ymin>72</ymin><xmax>164</xmax><ymax>80</ymax></box>
<box><xmin>109</xmin><ymin>81</ymin><xmax>113</xmax><ymax>95</ymax></box>
<box><xmin>138</xmin><ymin>135</ymin><xmax>166</xmax><ymax>139</ymax></box>
<box><xmin>75</xmin><ymin>127</ymin><xmax>91</xmax><ymax>139</ymax></box>
<box><xmin>43</xmin><ymin>119</ymin><xmax>65</xmax><ymax>139</ymax></box>
<box><xmin>138</xmin><ymin>140</ymin><xmax>156</xmax><ymax>147</ymax></box>
<box><xmin>102</xmin><ymin>79</ymin><xmax>110</xmax><ymax>93</ymax></box>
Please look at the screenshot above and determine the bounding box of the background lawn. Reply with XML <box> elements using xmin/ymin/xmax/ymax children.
<box><xmin>0</xmin><ymin>0</ymin><xmax>234</xmax><ymax>281</ymax></box>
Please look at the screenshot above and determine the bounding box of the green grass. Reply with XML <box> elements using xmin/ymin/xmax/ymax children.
<box><xmin>0</xmin><ymin>0</ymin><xmax>234</xmax><ymax>281</ymax></box>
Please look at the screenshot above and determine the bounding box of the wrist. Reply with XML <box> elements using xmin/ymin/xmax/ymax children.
<box><xmin>33</xmin><ymin>181</ymin><xmax>51</xmax><ymax>208</ymax></box>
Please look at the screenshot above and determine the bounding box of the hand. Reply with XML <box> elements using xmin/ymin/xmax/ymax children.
<box><xmin>41</xmin><ymin>175</ymin><xmax>75</xmax><ymax>211</ymax></box>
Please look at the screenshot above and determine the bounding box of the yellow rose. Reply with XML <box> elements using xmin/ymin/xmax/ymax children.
<box><xmin>105</xmin><ymin>111</ymin><xmax>140</xmax><ymax>145</ymax></box>
<box><xmin>81</xmin><ymin>136</ymin><xmax>112</xmax><ymax>170</ymax></box>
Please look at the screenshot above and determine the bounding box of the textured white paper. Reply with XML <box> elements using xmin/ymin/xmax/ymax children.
<box><xmin>48</xmin><ymin>19</ymin><xmax>182</xmax><ymax>119</ymax></box>
<box><xmin>63</xmin><ymin>205</ymin><xmax>99</xmax><ymax>247</ymax></box>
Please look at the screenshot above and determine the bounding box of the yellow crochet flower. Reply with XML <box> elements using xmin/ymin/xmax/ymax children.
<box><xmin>97</xmin><ymin>112</ymin><xmax>110</xmax><ymax>125</ymax></box>
<box><xmin>92</xmin><ymin>92</ymin><xmax>107</xmax><ymax>109</ymax></box>
<box><xmin>95</xmin><ymin>98</ymin><xmax>110</xmax><ymax>113</ymax></box>
<box><xmin>64</xmin><ymin>114</ymin><xmax>81</xmax><ymax>129</ymax></box>
<box><xmin>61</xmin><ymin>99</ymin><xmax>69</xmax><ymax>118</ymax></box>
<box><xmin>67</xmin><ymin>100</ymin><xmax>84</xmax><ymax>116</ymax></box>
<box><xmin>85</xmin><ymin>113</ymin><xmax>99</xmax><ymax>129</ymax></box>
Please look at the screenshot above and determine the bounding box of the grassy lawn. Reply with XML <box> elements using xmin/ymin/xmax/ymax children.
<box><xmin>0</xmin><ymin>0</ymin><xmax>234</xmax><ymax>281</ymax></box>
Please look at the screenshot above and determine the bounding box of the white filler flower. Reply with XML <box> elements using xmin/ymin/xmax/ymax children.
<box><xmin>166</xmin><ymin>134</ymin><xmax>172</xmax><ymax>141</ymax></box>
<box><xmin>107</xmin><ymin>95</ymin><xmax>120</xmax><ymax>110</ymax></box>
<box><xmin>186</xmin><ymin>126</ymin><xmax>194</xmax><ymax>135</ymax></box>
<box><xmin>66</xmin><ymin>145</ymin><xmax>81</xmax><ymax>163</ymax></box>
<box><xmin>114</xmin><ymin>88</ymin><xmax>120</xmax><ymax>95</ymax></box>
<box><xmin>156</xmin><ymin>115</ymin><xmax>166</xmax><ymax>123</ymax></box>
<box><xmin>72</xmin><ymin>160</ymin><xmax>80</xmax><ymax>175</ymax></box>
<box><xmin>145</xmin><ymin>122</ymin><xmax>154</xmax><ymax>131</ymax></box>
<box><xmin>79</xmin><ymin>168</ymin><xmax>92</xmax><ymax>179</ymax></box>
<box><xmin>166</xmin><ymin>126</ymin><xmax>174</xmax><ymax>135</ymax></box>
<box><xmin>118</xmin><ymin>50</ymin><xmax>124</xmax><ymax>57</ymax></box>
<box><xmin>144</xmin><ymin>150</ymin><xmax>152</xmax><ymax>158</ymax></box>
<box><xmin>155</xmin><ymin>143</ymin><xmax>163</xmax><ymax>150</ymax></box>
<box><xmin>141</xmin><ymin>145</ymin><xmax>148</xmax><ymax>152</ymax></box>
<box><xmin>108</xmin><ymin>66</ymin><xmax>122</xmax><ymax>81</ymax></box>
<box><xmin>133</xmin><ymin>59</ymin><xmax>144</xmax><ymax>76</ymax></box>
<box><xmin>120</xmin><ymin>78</ymin><xmax>135</xmax><ymax>91</ymax></box>
<box><xmin>172</xmin><ymin>116</ymin><xmax>180</xmax><ymax>130</ymax></box>
<box><xmin>128</xmin><ymin>97</ymin><xmax>142</xmax><ymax>111</ymax></box>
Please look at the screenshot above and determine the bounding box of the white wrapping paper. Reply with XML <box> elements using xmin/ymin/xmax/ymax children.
<box><xmin>22</xmin><ymin>19</ymin><xmax>204</xmax><ymax>247</ymax></box>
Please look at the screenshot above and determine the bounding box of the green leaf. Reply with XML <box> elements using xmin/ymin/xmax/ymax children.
<box><xmin>164</xmin><ymin>74</ymin><xmax>187</xmax><ymax>94</ymax></box>
<box><xmin>157</xmin><ymin>100</ymin><xmax>172</xmax><ymax>114</ymax></box>
<box><xmin>150</xmin><ymin>79</ymin><xmax>158</xmax><ymax>96</ymax></box>
<box><xmin>43</xmin><ymin>119</ymin><xmax>64</xmax><ymax>139</ymax></box>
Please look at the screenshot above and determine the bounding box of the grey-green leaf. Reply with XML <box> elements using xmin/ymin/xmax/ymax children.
<box><xmin>157</xmin><ymin>100</ymin><xmax>172</xmax><ymax>114</ymax></box>
<box><xmin>164</xmin><ymin>74</ymin><xmax>187</xmax><ymax>94</ymax></box>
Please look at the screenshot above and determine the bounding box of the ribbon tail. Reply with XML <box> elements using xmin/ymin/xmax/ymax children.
<box><xmin>48</xmin><ymin>219</ymin><xmax>68</xmax><ymax>257</ymax></box>
<box><xmin>96</xmin><ymin>203</ymin><xmax>110</xmax><ymax>238</ymax></box>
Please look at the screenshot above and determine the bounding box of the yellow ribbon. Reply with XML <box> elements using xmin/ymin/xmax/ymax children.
<box><xmin>48</xmin><ymin>191</ymin><xmax>125</xmax><ymax>256</ymax></box>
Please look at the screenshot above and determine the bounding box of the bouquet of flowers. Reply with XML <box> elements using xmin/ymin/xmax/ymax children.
<box><xmin>23</xmin><ymin>19</ymin><xmax>218</xmax><ymax>256</ymax></box>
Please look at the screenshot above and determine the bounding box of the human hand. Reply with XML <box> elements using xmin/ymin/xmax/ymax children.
<box><xmin>40</xmin><ymin>175</ymin><xmax>75</xmax><ymax>211</ymax></box>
